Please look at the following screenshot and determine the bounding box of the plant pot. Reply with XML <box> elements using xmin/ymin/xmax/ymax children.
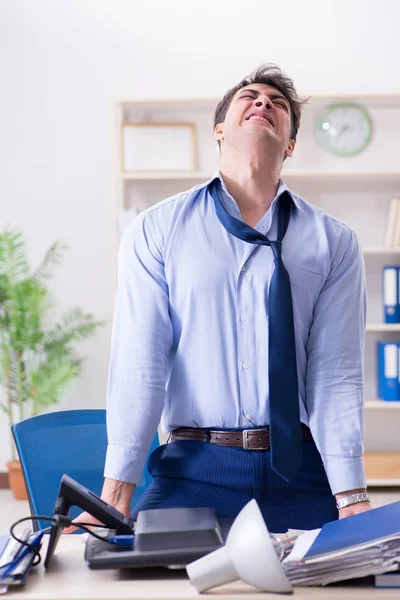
<box><xmin>6</xmin><ymin>460</ymin><xmax>28</xmax><ymax>500</ymax></box>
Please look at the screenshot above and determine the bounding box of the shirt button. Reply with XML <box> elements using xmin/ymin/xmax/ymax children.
<box><xmin>240</xmin><ymin>315</ymin><xmax>247</xmax><ymax>322</ymax></box>
<box><xmin>245</xmin><ymin>413</ymin><xmax>252</xmax><ymax>421</ymax></box>
<box><xmin>241</xmin><ymin>266</ymin><xmax>246</xmax><ymax>272</ymax></box>
<box><xmin>242</xmin><ymin>362</ymin><xmax>249</xmax><ymax>370</ymax></box>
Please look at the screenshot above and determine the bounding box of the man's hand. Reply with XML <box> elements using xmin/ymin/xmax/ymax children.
<box><xmin>63</xmin><ymin>511</ymin><xmax>106</xmax><ymax>533</ymax></box>
<box><xmin>338</xmin><ymin>500</ymin><xmax>372</xmax><ymax>519</ymax></box>
<box><xmin>63</xmin><ymin>478</ymin><xmax>135</xmax><ymax>534</ymax></box>
<box><xmin>335</xmin><ymin>487</ymin><xmax>372</xmax><ymax>520</ymax></box>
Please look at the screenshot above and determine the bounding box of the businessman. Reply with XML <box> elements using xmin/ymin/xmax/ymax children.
<box><xmin>68</xmin><ymin>63</ymin><xmax>371</xmax><ymax>534</ymax></box>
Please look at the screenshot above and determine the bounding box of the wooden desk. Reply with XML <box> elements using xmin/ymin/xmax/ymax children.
<box><xmin>5</xmin><ymin>536</ymin><xmax>399</xmax><ymax>599</ymax></box>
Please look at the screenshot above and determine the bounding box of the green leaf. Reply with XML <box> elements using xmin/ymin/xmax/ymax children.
<box><xmin>0</xmin><ymin>230</ymin><xmax>29</xmax><ymax>288</ymax></box>
<box><xmin>4</xmin><ymin>346</ymin><xmax>26</xmax><ymax>406</ymax></box>
<box><xmin>30</xmin><ymin>356</ymin><xmax>80</xmax><ymax>409</ymax></box>
<box><xmin>44</xmin><ymin>308</ymin><xmax>104</xmax><ymax>355</ymax></box>
<box><xmin>32</xmin><ymin>240</ymin><xmax>67</xmax><ymax>282</ymax></box>
<box><xmin>0</xmin><ymin>227</ymin><xmax>105</xmax><ymax>422</ymax></box>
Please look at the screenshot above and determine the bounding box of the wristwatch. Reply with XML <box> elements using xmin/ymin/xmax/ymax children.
<box><xmin>336</xmin><ymin>491</ymin><xmax>369</xmax><ymax>510</ymax></box>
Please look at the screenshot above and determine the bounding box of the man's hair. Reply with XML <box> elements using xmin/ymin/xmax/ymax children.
<box><xmin>214</xmin><ymin>63</ymin><xmax>307</xmax><ymax>145</ymax></box>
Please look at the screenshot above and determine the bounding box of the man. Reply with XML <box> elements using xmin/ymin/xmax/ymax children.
<box><xmin>68</xmin><ymin>63</ymin><xmax>371</xmax><ymax>534</ymax></box>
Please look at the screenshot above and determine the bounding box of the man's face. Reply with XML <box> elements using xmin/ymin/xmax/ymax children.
<box><xmin>214</xmin><ymin>83</ymin><xmax>296</xmax><ymax>160</ymax></box>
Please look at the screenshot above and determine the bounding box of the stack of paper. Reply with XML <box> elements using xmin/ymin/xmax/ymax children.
<box><xmin>283</xmin><ymin>501</ymin><xmax>400</xmax><ymax>586</ymax></box>
<box><xmin>0</xmin><ymin>529</ymin><xmax>43</xmax><ymax>589</ymax></box>
<box><xmin>375</xmin><ymin>570</ymin><xmax>400</xmax><ymax>588</ymax></box>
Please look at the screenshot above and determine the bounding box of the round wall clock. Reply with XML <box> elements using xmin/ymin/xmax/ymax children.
<box><xmin>316</xmin><ymin>103</ymin><xmax>373</xmax><ymax>157</ymax></box>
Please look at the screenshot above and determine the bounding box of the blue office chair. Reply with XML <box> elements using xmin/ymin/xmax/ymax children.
<box><xmin>11</xmin><ymin>409</ymin><xmax>159</xmax><ymax>531</ymax></box>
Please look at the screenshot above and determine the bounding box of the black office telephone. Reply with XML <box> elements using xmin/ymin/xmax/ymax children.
<box><xmin>44</xmin><ymin>474</ymin><xmax>230</xmax><ymax>570</ymax></box>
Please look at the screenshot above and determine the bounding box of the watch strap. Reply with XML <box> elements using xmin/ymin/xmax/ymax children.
<box><xmin>336</xmin><ymin>491</ymin><xmax>369</xmax><ymax>510</ymax></box>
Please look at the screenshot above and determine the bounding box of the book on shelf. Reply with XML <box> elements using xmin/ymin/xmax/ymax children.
<box><xmin>384</xmin><ymin>197</ymin><xmax>400</xmax><ymax>248</ymax></box>
<box><xmin>382</xmin><ymin>265</ymin><xmax>400</xmax><ymax>323</ymax></box>
<box><xmin>377</xmin><ymin>342</ymin><xmax>400</xmax><ymax>401</ymax></box>
<box><xmin>394</xmin><ymin>198</ymin><xmax>400</xmax><ymax>248</ymax></box>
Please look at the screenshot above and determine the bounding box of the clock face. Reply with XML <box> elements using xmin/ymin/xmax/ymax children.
<box><xmin>316</xmin><ymin>103</ymin><xmax>373</xmax><ymax>156</ymax></box>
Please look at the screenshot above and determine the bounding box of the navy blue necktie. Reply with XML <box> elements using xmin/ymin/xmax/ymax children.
<box><xmin>209</xmin><ymin>180</ymin><xmax>302</xmax><ymax>482</ymax></box>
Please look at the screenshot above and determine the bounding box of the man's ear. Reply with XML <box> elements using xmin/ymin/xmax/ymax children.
<box><xmin>214</xmin><ymin>123</ymin><xmax>224</xmax><ymax>142</ymax></box>
<box><xmin>285</xmin><ymin>139</ymin><xmax>296</xmax><ymax>158</ymax></box>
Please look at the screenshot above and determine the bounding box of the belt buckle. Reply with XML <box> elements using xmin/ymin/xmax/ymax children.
<box><xmin>242</xmin><ymin>428</ymin><xmax>268</xmax><ymax>450</ymax></box>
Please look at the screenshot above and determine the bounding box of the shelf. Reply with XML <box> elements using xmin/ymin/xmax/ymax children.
<box><xmin>366</xmin><ymin>479</ymin><xmax>400</xmax><ymax>487</ymax></box>
<box><xmin>365</xmin><ymin>401</ymin><xmax>400</xmax><ymax>409</ymax></box>
<box><xmin>366</xmin><ymin>324</ymin><xmax>400</xmax><ymax>332</ymax></box>
<box><xmin>304</xmin><ymin>94</ymin><xmax>400</xmax><ymax>108</ymax></box>
<box><xmin>363</xmin><ymin>247</ymin><xmax>400</xmax><ymax>255</ymax></box>
<box><xmin>120</xmin><ymin>170</ymin><xmax>400</xmax><ymax>182</ymax></box>
<box><xmin>119</xmin><ymin>98</ymin><xmax>219</xmax><ymax>112</ymax></box>
<box><xmin>281</xmin><ymin>170</ymin><xmax>400</xmax><ymax>183</ymax></box>
<box><xmin>115</xmin><ymin>94</ymin><xmax>400</xmax><ymax>461</ymax></box>
<box><xmin>364</xmin><ymin>452</ymin><xmax>400</xmax><ymax>484</ymax></box>
<box><xmin>120</xmin><ymin>171</ymin><xmax>211</xmax><ymax>181</ymax></box>
<box><xmin>118</xmin><ymin>94</ymin><xmax>400</xmax><ymax>110</ymax></box>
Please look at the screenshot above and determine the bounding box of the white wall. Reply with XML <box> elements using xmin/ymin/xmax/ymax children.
<box><xmin>0</xmin><ymin>0</ymin><xmax>399</xmax><ymax>467</ymax></box>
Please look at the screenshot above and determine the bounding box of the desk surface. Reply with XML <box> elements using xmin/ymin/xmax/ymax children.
<box><xmin>5</xmin><ymin>536</ymin><xmax>399</xmax><ymax>599</ymax></box>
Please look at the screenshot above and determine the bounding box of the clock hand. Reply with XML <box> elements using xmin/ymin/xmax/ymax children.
<box><xmin>336</xmin><ymin>124</ymin><xmax>350</xmax><ymax>139</ymax></box>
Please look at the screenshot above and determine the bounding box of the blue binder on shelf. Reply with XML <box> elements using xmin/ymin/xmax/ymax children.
<box><xmin>304</xmin><ymin>500</ymin><xmax>400</xmax><ymax>560</ymax></box>
<box><xmin>377</xmin><ymin>342</ymin><xmax>400</xmax><ymax>401</ymax></box>
<box><xmin>383</xmin><ymin>265</ymin><xmax>400</xmax><ymax>323</ymax></box>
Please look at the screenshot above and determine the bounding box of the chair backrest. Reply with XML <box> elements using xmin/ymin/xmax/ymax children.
<box><xmin>11</xmin><ymin>409</ymin><xmax>159</xmax><ymax>531</ymax></box>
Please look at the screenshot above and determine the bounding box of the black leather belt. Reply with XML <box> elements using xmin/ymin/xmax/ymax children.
<box><xmin>170</xmin><ymin>424</ymin><xmax>312</xmax><ymax>450</ymax></box>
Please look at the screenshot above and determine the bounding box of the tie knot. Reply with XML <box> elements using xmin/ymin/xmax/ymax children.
<box><xmin>270</xmin><ymin>240</ymin><xmax>282</xmax><ymax>260</ymax></box>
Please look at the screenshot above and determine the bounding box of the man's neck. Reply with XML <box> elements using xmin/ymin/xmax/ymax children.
<box><xmin>219</xmin><ymin>159</ymin><xmax>282</xmax><ymax>227</ymax></box>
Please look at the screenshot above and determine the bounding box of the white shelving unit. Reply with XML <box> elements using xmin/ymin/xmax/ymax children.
<box><xmin>119</xmin><ymin>170</ymin><xmax>400</xmax><ymax>182</ymax></box>
<box><xmin>366</xmin><ymin>401</ymin><xmax>400</xmax><ymax>409</ymax></box>
<box><xmin>363</xmin><ymin>247</ymin><xmax>400</xmax><ymax>255</ymax></box>
<box><xmin>114</xmin><ymin>93</ymin><xmax>400</xmax><ymax>486</ymax></box>
<box><xmin>366</xmin><ymin>323</ymin><xmax>400</xmax><ymax>333</ymax></box>
<box><xmin>366</xmin><ymin>479</ymin><xmax>400</xmax><ymax>487</ymax></box>
<box><xmin>366</xmin><ymin>324</ymin><xmax>400</xmax><ymax>332</ymax></box>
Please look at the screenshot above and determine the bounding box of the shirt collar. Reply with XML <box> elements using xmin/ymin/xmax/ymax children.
<box><xmin>204</xmin><ymin>170</ymin><xmax>304</xmax><ymax>213</ymax></box>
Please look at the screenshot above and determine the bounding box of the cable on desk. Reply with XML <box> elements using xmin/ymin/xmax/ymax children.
<box><xmin>1</xmin><ymin>514</ymin><xmax>111</xmax><ymax>571</ymax></box>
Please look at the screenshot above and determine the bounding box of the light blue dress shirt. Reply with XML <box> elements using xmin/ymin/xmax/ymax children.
<box><xmin>104</xmin><ymin>172</ymin><xmax>367</xmax><ymax>495</ymax></box>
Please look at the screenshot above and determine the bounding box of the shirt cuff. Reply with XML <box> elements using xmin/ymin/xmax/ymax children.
<box><xmin>104</xmin><ymin>444</ymin><xmax>149</xmax><ymax>484</ymax></box>
<box><xmin>320</xmin><ymin>455</ymin><xmax>367</xmax><ymax>496</ymax></box>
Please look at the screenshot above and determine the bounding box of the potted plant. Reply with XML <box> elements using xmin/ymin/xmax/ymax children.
<box><xmin>0</xmin><ymin>229</ymin><xmax>104</xmax><ymax>499</ymax></box>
